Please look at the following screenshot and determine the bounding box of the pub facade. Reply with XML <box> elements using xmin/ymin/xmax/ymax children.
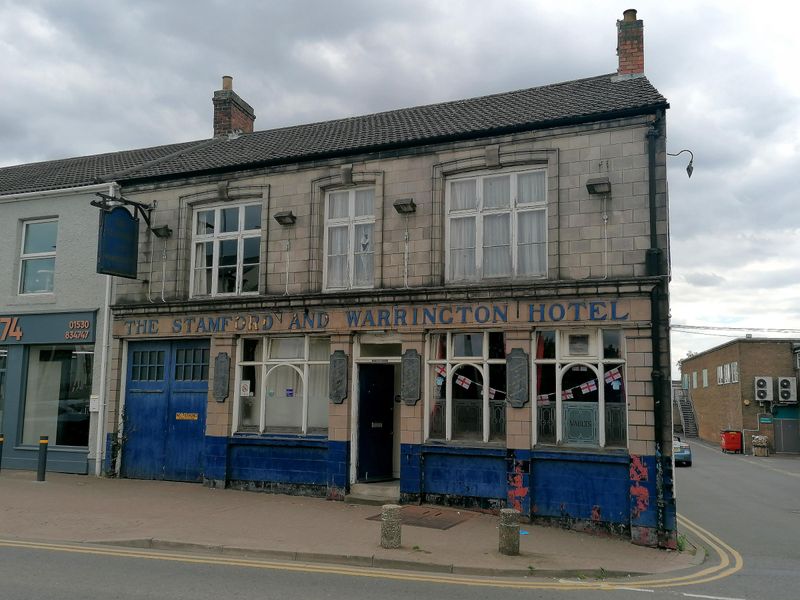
<box><xmin>106</xmin><ymin>10</ymin><xmax>676</xmax><ymax>548</ymax></box>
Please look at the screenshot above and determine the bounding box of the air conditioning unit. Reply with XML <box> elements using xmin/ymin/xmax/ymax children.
<box><xmin>754</xmin><ymin>376</ymin><xmax>773</xmax><ymax>402</ymax></box>
<box><xmin>777</xmin><ymin>377</ymin><xmax>797</xmax><ymax>403</ymax></box>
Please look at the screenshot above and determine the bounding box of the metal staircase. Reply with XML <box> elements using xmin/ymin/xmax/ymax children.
<box><xmin>674</xmin><ymin>388</ymin><xmax>698</xmax><ymax>437</ymax></box>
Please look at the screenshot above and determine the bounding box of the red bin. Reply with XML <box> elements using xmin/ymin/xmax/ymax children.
<box><xmin>721</xmin><ymin>430</ymin><xmax>742</xmax><ymax>453</ymax></box>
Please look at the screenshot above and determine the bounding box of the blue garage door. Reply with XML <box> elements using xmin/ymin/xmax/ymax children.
<box><xmin>122</xmin><ymin>340</ymin><xmax>209</xmax><ymax>482</ymax></box>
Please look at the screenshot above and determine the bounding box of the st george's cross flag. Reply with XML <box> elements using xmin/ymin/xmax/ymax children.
<box><xmin>604</xmin><ymin>368</ymin><xmax>622</xmax><ymax>384</ymax></box>
<box><xmin>455</xmin><ymin>374</ymin><xmax>471</xmax><ymax>389</ymax></box>
<box><xmin>580</xmin><ymin>380</ymin><xmax>598</xmax><ymax>394</ymax></box>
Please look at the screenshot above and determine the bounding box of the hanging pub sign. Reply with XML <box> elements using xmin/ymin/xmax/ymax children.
<box><xmin>97</xmin><ymin>206</ymin><xmax>139</xmax><ymax>279</ymax></box>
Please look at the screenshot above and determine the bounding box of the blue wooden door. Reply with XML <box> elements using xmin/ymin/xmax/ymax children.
<box><xmin>122</xmin><ymin>340</ymin><xmax>209</xmax><ymax>482</ymax></box>
<box><xmin>163</xmin><ymin>342</ymin><xmax>209</xmax><ymax>482</ymax></box>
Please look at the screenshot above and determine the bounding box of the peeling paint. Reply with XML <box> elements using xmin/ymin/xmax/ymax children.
<box><xmin>629</xmin><ymin>454</ymin><xmax>648</xmax><ymax>482</ymax></box>
<box><xmin>629</xmin><ymin>484</ymin><xmax>649</xmax><ymax>518</ymax></box>
<box><xmin>506</xmin><ymin>460</ymin><xmax>529</xmax><ymax>513</ymax></box>
<box><xmin>591</xmin><ymin>505</ymin><xmax>601</xmax><ymax>521</ymax></box>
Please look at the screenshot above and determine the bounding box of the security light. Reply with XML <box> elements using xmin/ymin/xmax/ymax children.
<box><xmin>585</xmin><ymin>177</ymin><xmax>611</xmax><ymax>195</ymax></box>
<box><xmin>273</xmin><ymin>211</ymin><xmax>297</xmax><ymax>226</ymax></box>
<box><xmin>151</xmin><ymin>225</ymin><xmax>173</xmax><ymax>238</ymax></box>
<box><xmin>393</xmin><ymin>198</ymin><xmax>416</xmax><ymax>214</ymax></box>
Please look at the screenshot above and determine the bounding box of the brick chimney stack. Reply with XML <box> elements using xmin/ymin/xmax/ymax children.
<box><xmin>616</xmin><ymin>9</ymin><xmax>644</xmax><ymax>78</ymax></box>
<box><xmin>212</xmin><ymin>75</ymin><xmax>256</xmax><ymax>137</ymax></box>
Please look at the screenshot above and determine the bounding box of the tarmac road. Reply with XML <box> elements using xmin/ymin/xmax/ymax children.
<box><xmin>667</xmin><ymin>440</ymin><xmax>800</xmax><ymax>600</ymax></box>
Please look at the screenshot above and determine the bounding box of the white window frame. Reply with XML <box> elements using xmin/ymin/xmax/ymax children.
<box><xmin>533</xmin><ymin>329</ymin><xmax>627</xmax><ymax>448</ymax></box>
<box><xmin>189</xmin><ymin>202</ymin><xmax>262</xmax><ymax>298</ymax></box>
<box><xmin>692</xmin><ymin>371</ymin><xmax>697</xmax><ymax>389</ymax></box>
<box><xmin>702</xmin><ymin>369</ymin><xmax>708</xmax><ymax>388</ymax></box>
<box><xmin>233</xmin><ymin>335</ymin><xmax>330</xmax><ymax>434</ymax></box>
<box><xmin>717</xmin><ymin>365</ymin><xmax>724</xmax><ymax>385</ymax></box>
<box><xmin>444</xmin><ymin>166</ymin><xmax>547</xmax><ymax>283</ymax></box>
<box><xmin>723</xmin><ymin>363</ymin><xmax>731</xmax><ymax>384</ymax></box>
<box><xmin>322</xmin><ymin>186</ymin><xmax>375</xmax><ymax>291</ymax></box>
<box><xmin>731</xmin><ymin>361</ymin><xmax>739</xmax><ymax>383</ymax></box>
<box><xmin>425</xmin><ymin>331</ymin><xmax>506</xmax><ymax>443</ymax></box>
<box><xmin>19</xmin><ymin>218</ymin><xmax>58</xmax><ymax>295</ymax></box>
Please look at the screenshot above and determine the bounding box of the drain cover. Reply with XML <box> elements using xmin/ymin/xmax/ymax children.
<box><xmin>367</xmin><ymin>505</ymin><xmax>474</xmax><ymax>530</ymax></box>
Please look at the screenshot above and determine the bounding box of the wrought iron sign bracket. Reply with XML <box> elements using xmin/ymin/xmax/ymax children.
<box><xmin>92</xmin><ymin>192</ymin><xmax>172</xmax><ymax>237</ymax></box>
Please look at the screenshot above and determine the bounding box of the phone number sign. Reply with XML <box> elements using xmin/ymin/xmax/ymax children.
<box><xmin>0</xmin><ymin>312</ymin><xmax>96</xmax><ymax>345</ymax></box>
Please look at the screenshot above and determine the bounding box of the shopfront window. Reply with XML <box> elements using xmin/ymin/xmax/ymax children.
<box><xmin>237</xmin><ymin>336</ymin><xmax>330</xmax><ymax>434</ymax></box>
<box><xmin>22</xmin><ymin>345</ymin><xmax>93</xmax><ymax>447</ymax></box>
<box><xmin>534</xmin><ymin>329</ymin><xmax>626</xmax><ymax>448</ymax></box>
<box><xmin>427</xmin><ymin>331</ymin><xmax>506</xmax><ymax>443</ymax></box>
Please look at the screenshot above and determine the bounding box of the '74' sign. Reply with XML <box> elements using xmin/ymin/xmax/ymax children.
<box><xmin>0</xmin><ymin>317</ymin><xmax>23</xmax><ymax>342</ymax></box>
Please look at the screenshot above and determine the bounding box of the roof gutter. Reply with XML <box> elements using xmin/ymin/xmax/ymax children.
<box><xmin>0</xmin><ymin>182</ymin><xmax>112</xmax><ymax>204</ymax></box>
<box><xmin>120</xmin><ymin>103</ymin><xmax>669</xmax><ymax>188</ymax></box>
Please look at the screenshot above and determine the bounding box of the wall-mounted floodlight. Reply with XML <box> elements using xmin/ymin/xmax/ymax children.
<box><xmin>667</xmin><ymin>149</ymin><xmax>694</xmax><ymax>178</ymax></box>
<box><xmin>585</xmin><ymin>177</ymin><xmax>611</xmax><ymax>195</ymax></box>
<box><xmin>151</xmin><ymin>225</ymin><xmax>173</xmax><ymax>238</ymax></box>
<box><xmin>273</xmin><ymin>211</ymin><xmax>297</xmax><ymax>226</ymax></box>
<box><xmin>393</xmin><ymin>198</ymin><xmax>416</xmax><ymax>214</ymax></box>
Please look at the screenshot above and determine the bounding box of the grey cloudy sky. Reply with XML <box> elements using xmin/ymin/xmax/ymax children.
<box><xmin>2</xmin><ymin>0</ymin><xmax>799</xmax><ymax>377</ymax></box>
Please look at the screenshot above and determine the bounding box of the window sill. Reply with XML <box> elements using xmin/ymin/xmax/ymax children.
<box><xmin>531</xmin><ymin>445</ymin><xmax>630</xmax><ymax>463</ymax></box>
<box><xmin>422</xmin><ymin>440</ymin><xmax>506</xmax><ymax>456</ymax></box>
<box><xmin>230</xmin><ymin>433</ymin><xmax>329</xmax><ymax>448</ymax></box>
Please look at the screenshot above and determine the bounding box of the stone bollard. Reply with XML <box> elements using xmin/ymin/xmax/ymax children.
<box><xmin>499</xmin><ymin>508</ymin><xmax>520</xmax><ymax>556</ymax></box>
<box><xmin>380</xmin><ymin>504</ymin><xmax>402</xmax><ymax>549</ymax></box>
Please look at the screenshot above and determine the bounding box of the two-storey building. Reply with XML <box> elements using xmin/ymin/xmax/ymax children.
<box><xmin>101</xmin><ymin>10</ymin><xmax>676</xmax><ymax>547</ymax></box>
<box><xmin>0</xmin><ymin>141</ymin><xmax>204</xmax><ymax>474</ymax></box>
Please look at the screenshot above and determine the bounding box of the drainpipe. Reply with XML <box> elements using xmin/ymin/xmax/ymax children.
<box><xmin>646</xmin><ymin>113</ymin><xmax>670</xmax><ymax>546</ymax></box>
<box><xmin>95</xmin><ymin>182</ymin><xmax>118</xmax><ymax>476</ymax></box>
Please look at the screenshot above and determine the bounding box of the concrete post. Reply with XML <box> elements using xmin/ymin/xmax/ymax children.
<box><xmin>499</xmin><ymin>508</ymin><xmax>520</xmax><ymax>555</ymax></box>
<box><xmin>380</xmin><ymin>504</ymin><xmax>402</xmax><ymax>549</ymax></box>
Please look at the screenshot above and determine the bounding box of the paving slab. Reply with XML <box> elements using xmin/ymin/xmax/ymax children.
<box><xmin>0</xmin><ymin>470</ymin><xmax>696</xmax><ymax>577</ymax></box>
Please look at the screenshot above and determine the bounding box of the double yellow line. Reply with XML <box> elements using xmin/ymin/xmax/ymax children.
<box><xmin>0</xmin><ymin>516</ymin><xmax>742</xmax><ymax>591</ymax></box>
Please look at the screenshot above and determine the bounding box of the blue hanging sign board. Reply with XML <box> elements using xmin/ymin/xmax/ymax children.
<box><xmin>97</xmin><ymin>206</ymin><xmax>139</xmax><ymax>279</ymax></box>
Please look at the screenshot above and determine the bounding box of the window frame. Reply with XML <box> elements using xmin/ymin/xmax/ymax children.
<box><xmin>425</xmin><ymin>331</ymin><xmax>506</xmax><ymax>443</ymax></box>
<box><xmin>322</xmin><ymin>186</ymin><xmax>376</xmax><ymax>291</ymax></box>
<box><xmin>444</xmin><ymin>166</ymin><xmax>547</xmax><ymax>283</ymax></box>
<box><xmin>234</xmin><ymin>335</ymin><xmax>330</xmax><ymax>435</ymax></box>
<box><xmin>533</xmin><ymin>329</ymin><xmax>627</xmax><ymax>448</ymax></box>
<box><xmin>189</xmin><ymin>202</ymin><xmax>263</xmax><ymax>298</ymax></box>
<box><xmin>702</xmin><ymin>368</ymin><xmax>708</xmax><ymax>388</ymax></box>
<box><xmin>19</xmin><ymin>218</ymin><xmax>58</xmax><ymax>295</ymax></box>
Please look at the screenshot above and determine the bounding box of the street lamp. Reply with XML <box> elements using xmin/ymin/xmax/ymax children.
<box><xmin>667</xmin><ymin>149</ymin><xmax>694</xmax><ymax>178</ymax></box>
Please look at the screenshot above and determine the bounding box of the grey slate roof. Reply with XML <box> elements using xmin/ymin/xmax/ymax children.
<box><xmin>1</xmin><ymin>73</ymin><xmax>667</xmax><ymax>194</ymax></box>
<box><xmin>0</xmin><ymin>140</ymin><xmax>205</xmax><ymax>196</ymax></box>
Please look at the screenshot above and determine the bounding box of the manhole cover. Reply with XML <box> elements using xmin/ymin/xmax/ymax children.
<box><xmin>367</xmin><ymin>505</ymin><xmax>475</xmax><ymax>530</ymax></box>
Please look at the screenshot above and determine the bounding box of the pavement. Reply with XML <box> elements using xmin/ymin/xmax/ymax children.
<box><xmin>0</xmin><ymin>470</ymin><xmax>697</xmax><ymax>578</ymax></box>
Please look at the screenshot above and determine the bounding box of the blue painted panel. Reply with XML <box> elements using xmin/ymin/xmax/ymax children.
<box><xmin>422</xmin><ymin>447</ymin><xmax>506</xmax><ymax>499</ymax></box>
<box><xmin>228</xmin><ymin>439</ymin><xmax>328</xmax><ymax>485</ymax></box>
<box><xmin>400</xmin><ymin>444</ymin><xmax>422</xmax><ymax>494</ymax></box>
<box><xmin>531</xmin><ymin>453</ymin><xmax>629</xmax><ymax>524</ymax></box>
<box><xmin>630</xmin><ymin>454</ymin><xmax>657</xmax><ymax>528</ymax></box>
<box><xmin>204</xmin><ymin>435</ymin><xmax>228</xmax><ymax>482</ymax></box>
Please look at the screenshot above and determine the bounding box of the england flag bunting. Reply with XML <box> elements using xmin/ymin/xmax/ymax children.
<box><xmin>562</xmin><ymin>389</ymin><xmax>574</xmax><ymax>400</ymax></box>
<box><xmin>579</xmin><ymin>380</ymin><xmax>598</xmax><ymax>394</ymax></box>
<box><xmin>604</xmin><ymin>368</ymin><xmax>621</xmax><ymax>383</ymax></box>
<box><xmin>455</xmin><ymin>374</ymin><xmax>471</xmax><ymax>389</ymax></box>
<box><xmin>488</xmin><ymin>387</ymin><xmax>496</xmax><ymax>399</ymax></box>
<box><xmin>435</xmin><ymin>365</ymin><xmax>447</xmax><ymax>377</ymax></box>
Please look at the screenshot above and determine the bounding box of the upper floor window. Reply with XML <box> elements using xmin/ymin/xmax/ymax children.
<box><xmin>20</xmin><ymin>219</ymin><xmax>58</xmax><ymax>294</ymax></box>
<box><xmin>324</xmin><ymin>187</ymin><xmax>375</xmax><ymax>291</ymax></box>
<box><xmin>191</xmin><ymin>203</ymin><xmax>262</xmax><ymax>297</ymax></box>
<box><xmin>446</xmin><ymin>168</ymin><xmax>547</xmax><ymax>282</ymax></box>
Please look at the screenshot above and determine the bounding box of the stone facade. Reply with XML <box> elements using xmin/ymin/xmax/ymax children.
<box><xmin>104</xmin><ymin>108</ymin><xmax>675</xmax><ymax>547</ymax></box>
